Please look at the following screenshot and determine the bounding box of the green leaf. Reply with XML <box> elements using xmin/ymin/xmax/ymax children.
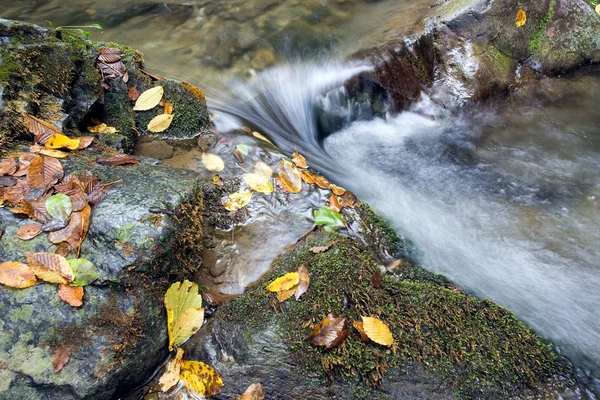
<box><xmin>46</xmin><ymin>194</ymin><xmax>73</xmax><ymax>221</ymax></box>
<box><xmin>236</xmin><ymin>144</ymin><xmax>249</xmax><ymax>156</ymax></box>
<box><xmin>164</xmin><ymin>280</ymin><xmax>204</xmax><ymax>350</ymax></box>
<box><xmin>314</xmin><ymin>207</ymin><xmax>344</xmax><ymax>231</ymax></box>
<box><xmin>88</xmin><ymin>24</ymin><xmax>103</xmax><ymax>30</ymax></box>
<box><xmin>68</xmin><ymin>259</ymin><xmax>100</xmax><ymax>286</ymax></box>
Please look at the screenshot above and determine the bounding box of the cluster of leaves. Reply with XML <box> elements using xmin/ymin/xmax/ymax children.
<box><xmin>133</xmin><ymin>86</ymin><xmax>176</xmax><ymax>133</ymax></box>
<box><xmin>97</xmin><ymin>47</ymin><xmax>128</xmax><ymax>88</ymax></box>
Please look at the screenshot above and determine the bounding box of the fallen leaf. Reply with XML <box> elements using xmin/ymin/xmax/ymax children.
<box><xmin>515</xmin><ymin>9</ymin><xmax>527</xmax><ymax>27</ymax></box>
<box><xmin>159</xmin><ymin>348</ymin><xmax>184</xmax><ymax>392</ymax></box>
<box><xmin>179</xmin><ymin>360</ymin><xmax>224</xmax><ymax>397</ymax></box>
<box><xmin>164</xmin><ymin>103</ymin><xmax>174</xmax><ymax>115</ymax></box>
<box><xmin>232</xmin><ymin>148</ymin><xmax>244</xmax><ymax>163</ymax></box>
<box><xmin>340</xmin><ymin>191</ymin><xmax>359</xmax><ymax>208</ymax></box>
<box><xmin>277</xmin><ymin>288</ymin><xmax>296</xmax><ymax>302</ymax></box>
<box><xmin>46</xmin><ymin>193</ymin><xmax>73</xmax><ymax>221</ymax></box>
<box><xmin>29</xmin><ymin>144</ymin><xmax>68</xmax><ymax>159</ymax></box>
<box><xmin>52</xmin><ymin>345</ymin><xmax>72</xmax><ymax>373</ymax></box>
<box><xmin>307</xmin><ymin>314</ymin><xmax>349</xmax><ymax>349</ymax></box>
<box><xmin>98</xmin><ymin>47</ymin><xmax>123</xmax><ymax>63</ymax></box>
<box><xmin>212</xmin><ymin>174</ymin><xmax>223</xmax><ymax>188</ymax></box>
<box><xmin>77</xmin><ymin>136</ymin><xmax>94</xmax><ymax>149</ymax></box>
<box><xmin>141</xmin><ymin>69</ymin><xmax>164</xmax><ymax>81</ymax></box>
<box><xmin>352</xmin><ymin>321</ymin><xmax>370</xmax><ymax>343</ymax></box>
<box><xmin>312</xmin><ymin>174</ymin><xmax>331</xmax><ymax>190</ymax></box>
<box><xmin>362</xmin><ymin>316</ymin><xmax>394</xmax><ymax>346</ymax></box>
<box><xmin>16</xmin><ymin>224</ymin><xmax>43</xmax><ymax>240</ymax></box>
<box><xmin>27</xmin><ymin>156</ymin><xmax>64</xmax><ymax>189</ymax></box>
<box><xmin>274</xmin><ymin>177</ymin><xmax>291</xmax><ymax>192</ymax></box>
<box><xmin>69</xmin><ymin>258</ymin><xmax>100</xmax><ymax>286</ymax></box>
<box><xmin>123</xmin><ymin>70</ymin><xmax>129</xmax><ymax>83</ymax></box>
<box><xmin>254</xmin><ymin>161</ymin><xmax>273</xmax><ymax>178</ymax></box>
<box><xmin>243</xmin><ymin>173</ymin><xmax>273</xmax><ymax>194</ymax></box>
<box><xmin>266</xmin><ymin>272</ymin><xmax>300</xmax><ymax>292</ymax></box>
<box><xmin>58</xmin><ymin>284</ymin><xmax>83</xmax><ymax>307</ymax></box>
<box><xmin>133</xmin><ymin>86</ymin><xmax>164</xmax><ymax>111</ymax></box>
<box><xmin>164</xmin><ymin>280</ymin><xmax>205</xmax><ymax>350</ymax></box>
<box><xmin>309</xmin><ymin>241</ymin><xmax>335</xmax><ymax>254</ymax></box>
<box><xmin>237</xmin><ymin>383</ymin><xmax>266</xmax><ymax>400</ymax></box>
<box><xmin>0</xmin><ymin>261</ymin><xmax>37</xmax><ymax>288</ymax></box>
<box><xmin>0</xmin><ymin>158</ymin><xmax>17</xmax><ymax>176</ymax></box>
<box><xmin>88</xmin><ymin>123</ymin><xmax>118</xmax><ymax>134</ymax></box>
<box><xmin>295</xmin><ymin>265</ymin><xmax>310</xmax><ymax>300</ymax></box>
<box><xmin>67</xmin><ymin>189</ymin><xmax>89</xmax><ymax>212</ymax></box>
<box><xmin>202</xmin><ymin>153</ymin><xmax>225</xmax><ymax>172</ymax></box>
<box><xmin>23</xmin><ymin>114</ymin><xmax>61</xmax><ymax>144</ymax></box>
<box><xmin>314</xmin><ymin>207</ymin><xmax>344</xmax><ymax>232</ymax></box>
<box><xmin>236</xmin><ymin>144</ymin><xmax>249</xmax><ymax>156</ymax></box>
<box><xmin>147</xmin><ymin>114</ymin><xmax>174</xmax><ymax>133</ymax></box>
<box><xmin>25</xmin><ymin>252</ymin><xmax>74</xmax><ymax>284</ymax></box>
<box><xmin>292</xmin><ymin>151</ymin><xmax>308</xmax><ymax>169</ymax></box>
<box><xmin>596</xmin><ymin>4</ymin><xmax>600</xmax><ymax>16</ymax></box>
<box><xmin>329</xmin><ymin>194</ymin><xmax>342</xmax><ymax>212</ymax></box>
<box><xmin>301</xmin><ymin>170</ymin><xmax>315</xmax><ymax>184</ymax></box>
<box><xmin>128</xmin><ymin>86</ymin><xmax>141</xmax><ymax>101</ymax></box>
<box><xmin>222</xmin><ymin>190</ymin><xmax>252</xmax><ymax>212</ymax></box>
<box><xmin>181</xmin><ymin>82</ymin><xmax>206</xmax><ymax>101</ymax></box>
<box><xmin>252</xmin><ymin>131</ymin><xmax>274</xmax><ymax>146</ymax></box>
<box><xmin>278</xmin><ymin>160</ymin><xmax>302</xmax><ymax>193</ymax></box>
<box><xmin>371</xmin><ymin>270</ymin><xmax>382</xmax><ymax>289</ymax></box>
<box><xmin>49</xmin><ymin>205</ymin><xmax>91</xmax><ymax>253</ymax></box>
<box><xmin>45</xmin><ymin>134</ymin><xmax>80</xmax><ymax>151</ymax></box>
<box><xmin>330</xmin><ymin>184</ymin><xmax>346</xmax><ymax>196</ymax></box>
<box><xmin>96</xmin><ymin>154</ymin><xmax>140</xmax><ymax>166</ymax></box>
<box><xmin>54</xmin><ymin>243</ymin><xmax>72</xmax><ymax>257</ymax></box>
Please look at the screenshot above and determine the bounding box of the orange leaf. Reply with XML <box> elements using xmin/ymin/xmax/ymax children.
<box><xmin>25</xmin><ymin>252</ymin><xmax>74</xmax><ymax>284</ymax></box>
<box><xmin>301</xmin><ymin>171</ymin><xmax>315</xmax><ymax>185</ymax></box>
<box><xmin>278</xmin><ymin>160</ymin><xmax>302</xmax><ymax>193</ymax></box>
<box><xmin>23</xmin><ymin>114</ymin><xmax>62</xmax><ymax>145</ymax></box>
<box><xmin>237</xmin><ymin>383</ymin><xmax>266</xmax><ymax>400</ymax></box>
<box><xmin>0</xmin><ymin>158</ymin><xmax>17</xmax><ymax>176</ymax></box>
<box><xmin>77</xmin><ymin>136</ymin><xmax>94</xmax><ymax>149</ymax></box>
<box><xmin>352</xmin><ymin>321</ymin><xmax>370</xmax><ymax>343</ymax></box>
<box><xmin>49</xmin><ymin>205</ymin><xmax>91</xmax><ymax>253</ymax></box>
<box><xmin>52</xmin><ymin>345</ymin><xmax>72</xmax><ymax>372</ymax></box>
<box><xmin>27</xmin><ymin>156</ymin><xmax>64</xmax><ymax>189</ymax></box>
<box><xmin>96</xmin><ymin>154</ymin><xmax>139</xmax><ymax>166</ymax></box>
<box><xmin>182</xmin><ymin>82</ymin><xmax>206</xmax><ymax>102</ymax></box>
<box><xmin>58</xmin><ymin>284</ymin><xmax>83</xmax><ymax>307</ymax></box>
<box><xmin>330</xmin><ymin>184</ymin><xmax>346</xmax><ymax>196</ymax></box>
<box><xmin>0</xmin><ymin>261</ymin><xmax>37</xmax><ymax>288</ymax></box>
<box><xmin>307</xmin><ymin>314</ymin><xmax>349</xmax><ymax>349</ymax></box>
<box><xmin>164</xmin><ymin>103</ymin><xmax>174</xmax><ymax>115</ymax></box>
<box><xmin>16</xmin><ymin>224</ymin><xmax>43</xmax><ymax>240</ymax></box>
<box><xmin>329</xmin><ymin>194</ymin><xmax>342</xmax><ymax>212</ymax></box>
<box><xmin>292</xmin><ymin>151</ymin><xmax>308</xmax><ymax>169</ymax></box>
<box><xmin>128</xmin><ymin>86</ymin><xmax>141</xmax><ymax>101</ymax></box>
<box><xmin>515</xmin><ymin>9</ymin><xmax>526</xmax><ymax>27</ymax></box>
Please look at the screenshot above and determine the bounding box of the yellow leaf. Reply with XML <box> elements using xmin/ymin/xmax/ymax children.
<box><xmin>0</xmin><ymin>261</ymin><xmax>37</xmax><ymax>289</ymax></box>
<box><xmin>202</xmin><ymin>153</ymin><xmax>225</xmax><ymax>172</ymax></box>
<box><xmin>254</xmin><ymin>161</ymin><xmax>273</xmax><ymax>178</ymax></box>
<box><xmin>361</xmin><ymin>316</ymin><xmax>394</xmax><ymax>346</ymax></box>
<box><xmin>243</xmin><ymin>173</ymin><xmax>273</xmax><ymax>194</ymax></box>
<box><xmin>266</xmin><ymin>272</ymin><xmax>300</xmax><ymax>292</ymax></box>
<box><xmin>213</xmin><ymin>174</ymin><xmax>223</xmax><ymax>188</ymax></box>
<box><xmin>87</xmin><ymin>123</ymin><xmax>118</xmax><ymax>134</ymax></box>
<box><xmin>164</xmin><ymin>280</ymin><xmax>205</xmax><ymax>350</ymax></box>
<box><xmin>25</xmin><ymin>252</ymin><xmax>74</xmax><ymax>284</ymax></box>
<box><xmin>596</xmin><ymin>4</ymin><xmax>600</xmax><ymax>15</ymax></box>
<box><xmin>159</xmin><ymin>348</ymin><xmax>184</xmax><ymax>392</ymax></box>
<box><xmin>330</xmin><ymin>184</ymin><xmax>346</xmax><ymax>196</ymax></box>
<box><xmin>147</xmin><ymin>114</ymin><xmax>174</xmax><ymax>133</ymax></box>
<box><xmin>222</xmin><ymin>190</ymin><xmax>252</xmax><ymax>212</ymax></box>
<box><xmin>278</xmin><ymin>160</ymin><xmax>303</xmax><ymax>193</ymax></box>
<box><xmin>252</xmin><ymin>131</ymin><xmax>274</xmax><ymax>146</ymax></box>
<box><xmin>45</xmin><ymin>134</ymin><xmax>80</xmax><ymax>151</ymax></box>
<box><xmin>179</xmin><ymin>360</ymin><xmax>224</xmax><ymax>397</ymax></box>
<box><xmin>29</xmin><ymin>144</ymin><xmax>68</xmax><ymax>158</ymax></box>
<box><xmin>292</xmin><ymin>151</ymin><xmax>308</xmax><ymax>169</ymax></box>
<box><xmin>133</xmin><ymin>86</ymin><xmax>164</xmax><ymax>111</ymax></box>
<box><xmin>277</xmin><ymin>288</ymin><xmax>297</xmax><ymax>302</ymax></box>
<box><xmin>515</xmin><ymin>9</ymin><xmax>526</xmax><ymax>27</ymax></box>
<box><xmin>237</xmin><ymin>383</ymin><xmax>266</xmax><ymax>400</ymax></box>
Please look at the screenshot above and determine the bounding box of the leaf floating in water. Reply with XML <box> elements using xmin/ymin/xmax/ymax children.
<box><xmin>45</xmin><ymin>134</ymin><xmax>80</xmax><ymax>151</ymax></box>
<box><xmin>96</xmin><ymin>154</ymin><xmax>140</xmax><ymax>166</ymax></box>
<box><xmin>0</xmin><ymin>261</ymin><xmax>37</xmax><ymax>288</ymax></box>
<box><xmin>164</xmin><ymin>280</ymin><xmax>205</xmax><ymax>350</ymax></box>
<box><xmin>202</xmin><ymin>153</ymin><xmax>225</xmax><ymax>172</ymax></box>
<box><xmin>314</xmin><ymin>206</ymin><xmax>344</xmax><ymax>232</ymax></box>
<box><xmin>515</xmin><ymin>9</ymin><xmax>527</xmax><ymax>27</ymax></box>
<box><xmin>16</xmin><ymin>224</ymin><xmax>43</xmax><ymax>240</ymax></box>
<box><xmin>292</xmin><ymin>151</ymin><xmax>308</xmax><ymax>169</ymax></box>
<box><xmin>252</xmin><ymin>131</ymin><xmax>275</xmax><ymax>146</ymax></box>
<box><xmin>278</xmin><ymin>160</ymin><xmax>303</xmax><ymax>193</ymax></box>
<box><xmin>147</xmin><ymin>114</ymin><xmax>174</xmax><ymax>133</ymax></box>
<box><xmin>23</xmin><ymin>114</ymin><xmax>62</xmax><ymax>145</ymax></box>
<box><xmin>222</xmin><ymin>190</ymin><xmax>252</xmax><ymax>212</ymax></box>
<box><xmin>243</xmin><ymin>173</ymin><xmax>273</xmax><ymax>194</ymax></box>
<box><xmin>159</xmin><ymin>348</ymin><xmax>184</xmax><ymax>392</ymax></box>
<box><xmin>361</xmin><ymin>316</ymin><xmax>394</xmax><ymax>346</ymax></box>
<box><xmin>46</xmin><ymin>193</ymin><xmax>73</xmax><ymax>221</ymax></box>
<box><xmin>295</xmin><ymin>265</ymin><xmax>310</xmax><ymax>300</ymax></box>
<box><xmin>266</xmin><ymin>272</ymin><xmax>300</xmax><ymax>292</ymax></box>
<box><xmin>254</xmin><ymin>161</ymin><xmax>273</xmax><ymax>178</ymax></box>
<box><xmin>88</xmin><ymin>123</ymin><xmax>118</xmax><ymax>134</ymax></box>
<box><xmin>133</xmin><ymin>86</ymin><xmax>164</xmax><ymax>111</ymax></box>
<box><xmin>307</xmin><ymin>314</ymin><xmax>349</xmax><ymax>349</ymax></box>
<box><xmin>58</xmin><ymin>284</ymin><xmax>83</xmax><ymax>307</ymax></box>
<box><xmin>237</xmin><ymin>383</ymin><xmax>266</xmax><ymax>400</ymax></box>
<box><xmin>179</xmin><ymin>360</ymin><xmax>224</xmax><ymax>397</ymax></box>
<box><xmin>329</xmin><ymin>194</ymin><xmax>342</xmax><ymax>213</ymax></box>
<box><xmin>232</xmin><ymin>148</ymin><xmax>245</xmax><ymax>163</ymax></box>
<box><xmin>25</xmin><ymin>252</ymin><xmax>74</xmax><ymax>284</ymax></box>
<box><xmin>52</xmin><ymin>345</ymin><xmax>72</xmax><ymax>373</ymax></box>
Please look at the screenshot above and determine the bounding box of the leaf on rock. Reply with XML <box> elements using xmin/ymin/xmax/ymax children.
<box><xmin>312</xmin><ymin>174</ymin><xmax>331</xmax><ymax>190</ymax></box>
<box><xmin>212</xmin><ymin>174</ymin><xmax>223</xmax><ymax>189</ymax></box>
<box><xmin>159</xmin><ymin>347</ymin><xmax>184</xmax><ymax>392</ymax></box>
<box><xmin>352</xmin><ymin>321</ymin><xmax>370</xmax><ymax>343</ymax></box>
<box><xmin>181</xmin><ymin>82</ymin><xmax>206</xmax><ymax>101</ymax></box>
<box><xmin>0</xmin><ymin>158</ymin><xmax>17</xmax><ymax>176</ymax></box>
<box><xmin>128</xmin><ymin>87</ymin><xmax>141</xmax><ymax>101</ymax></box>
<box><xmin>52</xmin><ymin>345</ymin><xmax>72</xmax><ymax>373</ymax></box>
<box><xmin>314</xmin><ymin>207</ymin><xmax>344</xmax><ymax>232</ymax></box>
<box><xmin>254</xmin><ymin>161</ymin><xmax>273</xmax><ymax>178</ymax></box>
<box><xmin>58</xmin><ymin>284</ymin><xmax>83</xmax><ymax>307</ymax></box>
<box><xmin>0</xmin><ymin>261</ymin><xmax>37</xmax><ymax>288</ymax></box>
<box><xmin>164</xmin><ymin>103</ymin><xmax>174</xmax><ymax>115</ymax></box>
<box><xmin>45</xmin><ymin>134</ymin><xmax>80</xmax><ymax>151</ymax></box>
<box><xmin>596</xmin><ymin>4</ymin><xmax>600</xmax><ymax>15</ymax></box>
<box><xmin>340</xmin><ymin>191</ymin><xmax>359</xmax><ymax>208</ymax></box>
<box><xmin>48</xmin><ymin>204</ymin><xmax>91</xmax><ymax>253</ymax></box>
<box><xmin>46</xmin><ymin>193</ymin><xmax>73</xmax><ymax>221</ymax></box>
<box><xmin>276</xmin><ymin>288</ymin><xmax>296</xmax><ymax>302</ymax></box>
<box><xmin>278</xmin><ymin>160</ymin><xmax>302</xmax><ymax>193</ymax></box>
<box><xmin>68</xmin><ymin>258</ymin><xmax>100</xmax><ymax>286</ymax></box>
<box><xmin>147</xmin><ymin>114</ymin><xmax>174</xmax><ymax>133</ymax></box>
<box><xmin>202</xmin><ymin>153</ymin><xmax>225</xmax><ymax>172</ymax></box>
<box><xmin>133</xmin><ymin>86</ymin><xmax>164</xmax><ymax>111</ymax></box>
<box><xmin>96</xmin><ymin>154</ymin><xmax>140</xmax><ymax>166</ymax></box>
<box><xmin>307</xmin><ymin>314</ymin><xmax>349</xmax><ymax>349</ymax></box>
<box><xmin>295</xmin><ymin>265</ymin><xmax>310</xmax><ymax>300</ymax></box>
<box><xmin>16</xmin><ymin>224</ymin><xmax>43</xmax><ymax>240</ymax></box>
<box><xmin>292</xmin><ymin>151</ymin><xmax>308</xmax><ymax>169</ymax></box>
<box><xmin>243</xmin><ymin>173</ymin><xmax>273</xmax><ymax>194</ymax></box>
<box><xmin>29</xmin><ymin>144</ymin><xmax>68</xmax><ymax>159</ymax></box>
<box><xmin>232</xmin><ymin>149</ymin><xmax>244</xmax><ymax>163</ymax></box>
<box><xmin>23</xmin><ymin>114</ymin><xmax>61</xmax><ymax>145</ymax></box>
<box><xmin>222</xmin><ymin>190</ymin><xmax>252</xmax><ymax>212</ymax></box>
<box><xmin>54</xmin><ymin>243</ymin><xmax>72</xmax><ymax>257</ymax></box>
<box><xmin>266</xmin><ymin>272</ymin><xmax>300</xmax><ymax>292</ymax></box>
<box><xmin>27</xmin><ymin>156</ymin><xmax>64</xmax><ymax>189</ymax></box>
<box><xmin>361</xmin><ymin>316</ymin><xmax>394</xmax><ymax>346</ymax></box>
<box><xmin>329</xmin><ymin>194</ymin><xmax>342</xmax><ymax>213</ymax></box>
<box><xmin>237</xmin><ymin>383</ymin><xmax>266</xmax><ymax>400</ymax></box>
<box><xmin>179</xmin><ymin>360</ymin><xmax>224</xmax><ymax>397</ymax></box>
<box><xmin>25</xmin><ymin>252</ymin><xmax>74</xmax><ymax>284</ymax></box>
<box><xmin>309</xmin><ymin>241</ymin><xmax>335</xmax><ymax>254</ymax></box>
<box><xmin>301</xmin><ymin>171</ymin><xmax>315</xmax><ymax>184</ymax></box>
<box><xmin>252</xmin><ymin>131</ymin><xmax>274</xmax><ymax>146</ymax></box>
<box><xmin>164</xmin><ymin>280</ymin><xmax>205</xmax><ymax>350</ymax></box>
<box><xmin>67</xmin><ymin>189</ymin><xmax>89</xmax><ymax>212</ymax></box>
<box><xmin>88</xmin><ymin>123</ymin><xmax>118</xmax><ymax>134</ymax></box>
<box><xmin>515</xmin><ymin>9</ymin><xmax>527</xmax><ymax>27</ymax></box>
<box><xmin>274</xmin><ymin>177</ymin><xmax>291</xmax><ymax>192</ymax></box>
<box><xmin>330</xmin><ymin>184</ymin><xmax>346</xmax><ymax>196</ymax></box>
<box><xmin>77</xmin><ymin>136</ymin><xmax>94</xmax><ymax>149</ymax></box>
<box><xmin>236</xmin><ymin>144</ymin><xmax>249</xmax><ymax>156</ymax></box>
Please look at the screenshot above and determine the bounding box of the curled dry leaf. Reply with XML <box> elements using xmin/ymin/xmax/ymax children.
<box><xmin>307</xmin><ymin>314</ymin><xmax>349</xmax><ymax>349</ymax></box>
<box><xmin>96</xmin><ymin>154</ymin><xmax>140</xmax><ymax>166</ymax></box>
<box><xmin>0</xmin><ymin>261</ymin><xmax>37</xmax><ymax>288</ymax></box>
<box><xmin>58</xmin><ymin>284</ymin><xmax>83</xmax><ymax>307</ymax></box>
<box><xmin>352</xmin><ymin>321</ymin><xmax>370</xmax><ymax>343</ymax></box>
<box><xmin>77</xmin><ymin>136</ymin><xmax>94</xmax><ymax>149</ymax></box>
<box><xmin>202</xmin><ymin>153</ymin><xmax>225</xmax><ymax>172</ymax></box>
<box><xmin>54</xmin><ymin>243</ymin><xmax>72</xmax><ymax>257</ymax></box>
<box><xmin>45</xmin><ymin>134</ymin><xmax>80</xmax><ymax>151</ymax></box>
<box><xmin>147</xmin><ymin>114</ymin><xmax>174</xmax><ymax>133</ymax></box>
<box><xmin>23</xmin><ymin>114</ymin><xmax>61</xmax><ymax>145</ymax></box>
<box><xmin>88</xmin><ymin>123</ymin><xmax>118</xmax><ymax>134</ymax></box>
<box><xmin>278</xmin><ymin>160</ymin><xmax>303</xmax><ymax>193</ymax></box>
<box><xmin>222</xmin><ymin>190</ymin><xmax>252</xmax><ymax>212</ymax></box>
<box><xmin>301</xmin><ymin>170</ymin><xmax>315</xmax><ymax>184</ymax></box>
<box><xmin>164</xmin><ymin>280</ymin><xmax>205</xmax><ymax>350</ymax></box>
<box><xmin>292</xmin><ymin>151</ymin><xmax>308</xmax><ymax>169</ymax></box>
<box><xmin>49</xmin><ymin>205</ymin><xmax>91</xmax><ymax>253</ymax></box>
<box><xmin>237</xmin><ymin>383</ymin><xmax>266</xmax><ymax>400</ymax></box>
<box><xmin>312</xmin><ymin>174</ymin><xmax>331</xmax><ymax>190</ymax></box>
<box><xmin>27</xmin><ymin>156</ymin><xmax>64</xmax><ymax>189</ymax></box>
<box><xmin>330</xmin><ymin>184</ymin><xmax>346</xmax><ymax>196</ymax></box>
<box><xmin>180</xmin><ymin>360</ymin><xmax>224</xmax><ymax>397</ymax></box>
<box><xmin>295</xmin><ymin>265</ymin><xmax>310</xmax><ymax>300</ymax></box>
<box><xmin>340</xmin><ymin>190</ymin><xmax>359</xmax><ymax>208</ymax></box>
<box><xmin>243</xmin><ymin>173</ymin><xmax>273</xmax><ymax>194</ymax></box>
<box><xmin>309</xmin><ymin>241</ymin><xmax>335</xmax><ymax>254</ymax></box>
<box><xmin>159</xmin><ymin>347</ymin><xmax>184</xmax><ymax>392</ymax></box>
<box><xmin>361</xmin><ymin>316</ymin><xmax>394</xmax><ymax>346</ymax></box>
<box><xmin>16</xmin><ymin>224</ymin><xmax>43</xmax><ymax>240</ymax></box>
<box><xmin>52</xmin><ymin>345</ymin><xmax>72</xmax><ymax>373</ymax></box>
<box><xmin>164</xmin><ymin>103</ymin><xmax>174</xmax><ymax>115</ymax></box>
<box><xmin>252</xmin><ymin>131</ymin><xmax>274</xmax><ymax>146</ymax></box>
<box><xmin>128</xmin><ymin>86</ymin><xmax>141</xmax><ymax>101</ymax></box>
<box><xmin>254</xmin><ymin>161</ymin><xmax>273</xmax><ymax>178</ymax></box>
<box><xmin>25</xmin><ymin>252</ymin><xmax>74</xmax><ymax>284</ymax></box>
<box><xmin>515</xmin><ymin>9</ymin><xmax>527</xmax><ymax>27</ymax></box>
<box><xmin>0</xmin><ymin>158</ymin><xmax>17</xmax><ymax>176</ymax></box>
<box><xmin>232</xmin><ymin>148</ymin><xmax>244</xmax><ymax>163</ymax></box>
<box><xmin>29</xmin><ymin>144</ymin><xmax>68</xmax><ymax>159</ymax></box>
<box><xmin>133</xmin><ymin>86</ymin><xmax>164</xmax><ymax>111</ymax></box>
<box><xmin>266</xmin><ymin>272</ymin><xmax>300</xmax><ymax>292</ymax></box>
<box><xmin>329</xmin><ymin>194</ymin><xmax>342</xmax><ymax>213</ymax></box>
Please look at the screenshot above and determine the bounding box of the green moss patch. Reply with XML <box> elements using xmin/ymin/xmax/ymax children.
<box><xmin>530</xmin><ymin>0</ymin><xmax>556</xmax><ymax>53</ymax></box>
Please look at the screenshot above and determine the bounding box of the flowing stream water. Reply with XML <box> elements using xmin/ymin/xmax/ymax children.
<box><xmin>4</xmin><ymin>0</ymin><xmax>600</xmax><ymax>396</ymax></box>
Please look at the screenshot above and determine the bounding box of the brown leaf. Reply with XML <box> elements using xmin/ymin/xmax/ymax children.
<box><xmin>54</xmin><ymin>243</ymin><xmax>72</xmax><ymax>257</ymax></box>
<box><xmin>232</xmin><ymin>149</ymin><xmax>244</xmax><ymax>163</ymax></box>
<box><xmin>29</xmin><ymin>144</ymin><xmax>68</xmax><ymax>159</ymax></box>
<box><xmin>307</xmin><ymin>314</ymin><xmax>349</xmax><ymax>349</ymax></box>
<box><xmin>11</xmin><ymin>164</ymin><xmax>29</xmax><ymax>177</ymax></box>
<box><xmin>352</xmin><ymin>321</ymin><xmax>370</xmax><ymax>343</ymax></box>
<box><xmin>66</xmin><ymin>189</ymin><xmax>88</xmax><ymax>212</ymax></box>
<box><xmin>21</xmin><ymin>196</ymin><xmax>52</xmax><ymax>223</ymax></box>
<box><xmin>16</xmin><ymin>224</ymin><xmax>43</xmax><ymax>240</ymax></box>
<box><xmin>340</xmin><ymin>191</ymin><xmax>359</xmax><ymax>208</ymax></box>
<box><xmin>0</xmin><ymin>158</ymin><xmax>17</xmax><ymax>176</ymax></box>
<box><xmin>371</xmin><ymin>270</ymin><xmax>382</xmax><ymax>289</ymax></box>
<box><xmin>237</xmin><ymin>383</ymin><xmax>266</xmax><ymax>400</ymax></box>
<box><xmin>87</xmin><ymin>185</ymin><xmax>109</xmax><ymax>205</ymax></box>
<box><xmin>141</xmin><ymin>69</ymin><xmax>164</xmax><ymax>81</ymax></box>
<box><xmin>295</xmin><ymin>265</ymin><xmax>310</xmax><ymax>300</ymax></box>
<box><xmin>27</xmin><ymin>156</ymin><xmax>64</xmax><ymax>189</ymax></box>
<box><xmin>25</xmin><ymin>252</ymin><xmax>74</xmax><ymax>284</ymax></box>
<box><xmin>312</xmin><ymin>174</ymin><xmax>331</xmax><ymax>190</ymax></box>
<box><xmin>58</xmin><ymin>284</ymin><xmax>83</xmax><ymax>307</ymax></box>
<box><xmin>96</xmin><ymin>154</ymin><xmax>139</xmax><ymax>166</ymax></box>
<box><xmin>52</xmin><ymin>345</ymin><xmax>72</xmax><ymax>373</ymax></box>
<box><xmin>23</xmin><ymin>114</ymin><xmax>61</xmax><ymax>144</ymax></box>
<box><xmin>292</xmin><ymin>151</ymin><xmax>308</xmax><ymax>169</ymax></box>
<box><xmin>0</xmin><ymin>261</ymin><xmax>37</xmax><ymax>288</ymax></box>
<box><xmin>330</xmin><ymin>184</ymin><xmax>346</xmax><ymax>196</ymax></box>
<box><xmin>329</xmin><ymin>194</ymin><xmax>342</xmax><ymax>213</ymax></box>
<box><xmin>301</xmin><ymin>171</ymin><xmax>315</xmax><ymax>185</ymax></box>
<box><xmin>122</xmin><ymin>70</ymin><xmax>129</xmax><ymax>83</ymax></box>
<box><xmin>309</xmin><ymin>241</ymin><xmax>335</xmax><ymax>254</ymax></box>
<box><xmin>128</xmin><ymin>86</ymin><xmax>141</xmax><ymax>101</ymax></box>
<box><xmin>278</xmin><ymin>160</ymin><xmax>302</xmax><ymax>193</ymax></box>
<box><xmin>77</xmin><ymin>136</ymin><xmax>94</xmax><ymax>149</ymax></box>
<box><xmin>49</xmin><ymin>205</ymin><xmax>91</xmax><ymax>252</ymax></box>
<box><xmin>164</xmin><ymin>103</ymin><xmax>174</xmax><ymax>115</ymax></box>
<box><xmin>98</xmin><ymin>47</ymin><xmax>123</xmax><ymax>63</ymax></box>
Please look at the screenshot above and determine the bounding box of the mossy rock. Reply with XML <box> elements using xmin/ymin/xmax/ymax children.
<box><xmin>183</xmin><ymin>231</ymin><xmax>578</xmax><ymax>399</ymax></box>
